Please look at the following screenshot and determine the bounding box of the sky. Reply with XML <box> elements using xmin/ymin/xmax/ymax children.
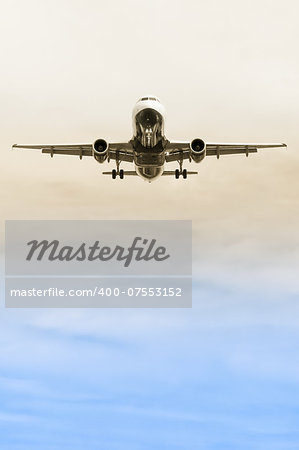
<box><xmin>1</xmin><ymin>0</ymin><xmax>299</xmax><ymax>448</ymax></box>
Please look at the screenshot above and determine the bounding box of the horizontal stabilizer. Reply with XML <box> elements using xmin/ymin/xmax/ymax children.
<box><xmin>102</xmin><ymin>171</ymin><xmax>138</xmax><ymax>176</ymax></box>
<box><xmin>162</xmin><ymin>171</ymin><xmax>198</xmax><ymax>176</ymax></box>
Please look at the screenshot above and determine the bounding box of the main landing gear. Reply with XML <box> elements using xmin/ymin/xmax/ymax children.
<box><xmin>111</xmin><ymin>152</ymin><xmax>124</xmax><ymax>179</ymax></box>
<box><xmin>175</xmin><ymin>156</ymin><xmax>188</xmax><ymax>179</ymax></box>
<box><xmin>175</xmin><ymin>168</ymin><xmax>187</xmax><ymax>179</ymax></box>
<box><xmin>112</xmin><ymin>169</ymin><xmax>124</xmax><ymax>179</ymax></box>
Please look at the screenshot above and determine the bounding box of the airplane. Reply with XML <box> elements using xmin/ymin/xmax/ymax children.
<box><xmin>13</xmin><ymin>96</ymin><xmax>286</xmax><ymax>182</ymax></box>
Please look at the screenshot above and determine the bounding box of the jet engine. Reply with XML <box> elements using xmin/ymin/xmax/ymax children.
<box><xmin>190</xmin><ymin>138</ymin><xmax>206</xmax><ymax>163</ymax></box>
<box><xmin>93</xmin><ymin>139</ymin><xmax>108</xmax><ymax>163</ymax></box>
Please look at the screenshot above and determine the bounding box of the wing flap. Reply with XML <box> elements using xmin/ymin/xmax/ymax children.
<box><xmin>41</xmin><ymin>148</ymin><xmax>93</xmax><ymax>157</ymax></box>
<box><xmin>107</xmin><ymin>142</ymin><xmax>134</xmax><ymax>163</ymax></box>
<box><xmin>165</xmin><ymin>152</ymin><xmax>190</xmax><ymax>163</ymax></box>
<box><xmin>108</xmin><ymin>150</ymin><xmax>134</xmax><ymax>163</ymax></box>
<box><xmin>206</xmin><ymin>147</ymin><xmax>257</xmax><ymax>157</ymax></box>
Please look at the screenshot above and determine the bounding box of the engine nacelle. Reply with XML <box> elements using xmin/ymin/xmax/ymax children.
<box><xmin>93</xmin><ymin>139</ymin><xmax>108</xmax><ymax>163</ymax></box>
<box><xmin>190</xmin><ymin>138</ymin><xmax>206</xmax><ymax>163</ymax></box>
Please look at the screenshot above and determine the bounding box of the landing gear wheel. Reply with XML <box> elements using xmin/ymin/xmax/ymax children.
<box><xmin>112</xmin><ymin>169</ymin><xmax>117</xmax><ymax>179</ymax></box>
<box><xmin>119</xmin><ymin>169</ymin><xmax>124</xmax><ymax>179</ymax></box>
<box><xmin>182</xmin><ymin>169</ymin><xmax>187</xmax><ymax>179</ymax></box>
<box><xmin>175</xmin><ymin>169</ymin><xmax>180</xmax><ymax>179</ymax></box>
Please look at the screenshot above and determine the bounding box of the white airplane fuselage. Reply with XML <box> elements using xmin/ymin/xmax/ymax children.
<box><xmin>131</xmin><ymin>96</ymin><xmax>167</xmax><ymax>181</ymax></box>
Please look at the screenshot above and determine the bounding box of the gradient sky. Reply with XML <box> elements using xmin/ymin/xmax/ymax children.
<box><xmin>1</xmin><ymin>0</ymin><xmax>299</xmax><ymax>448</ymax></box>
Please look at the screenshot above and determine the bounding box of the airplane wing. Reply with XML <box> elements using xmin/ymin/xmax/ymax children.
<box><xmin>12</xmin><ymin>142</ymin><xmax>134</xmax><ymax>162</ymax></box>
<box><xmin>205</xmin><ymin>142</ymin><xmax>287</xmax><ymax>158</ymax></box>
<box><xmin>165</xmin><ymin>141</ymin><xmax>286</xmax><ymax>162</ymax></box>
<box><xmin>12</xmin><ymin>143</ymin><xmax>93</xmax><ymax>159</ymax></box>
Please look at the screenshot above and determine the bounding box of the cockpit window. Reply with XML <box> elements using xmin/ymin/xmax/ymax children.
<box><xmin>140</xmin><ymin>96</ymin><xmax>160</xmax><ymax>102</ymax></box>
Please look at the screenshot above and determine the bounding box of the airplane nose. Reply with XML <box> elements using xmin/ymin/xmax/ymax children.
<box><xmin>138</xmin><ymin>109</ymin><xmax>158</xmax><ymax>127</ymax></box>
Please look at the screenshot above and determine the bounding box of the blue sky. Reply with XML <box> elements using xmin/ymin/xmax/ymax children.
<box><xmin>1</xmin><ymin>279</ymin><xmax>299</xmax><ymax>449</ymax></box>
